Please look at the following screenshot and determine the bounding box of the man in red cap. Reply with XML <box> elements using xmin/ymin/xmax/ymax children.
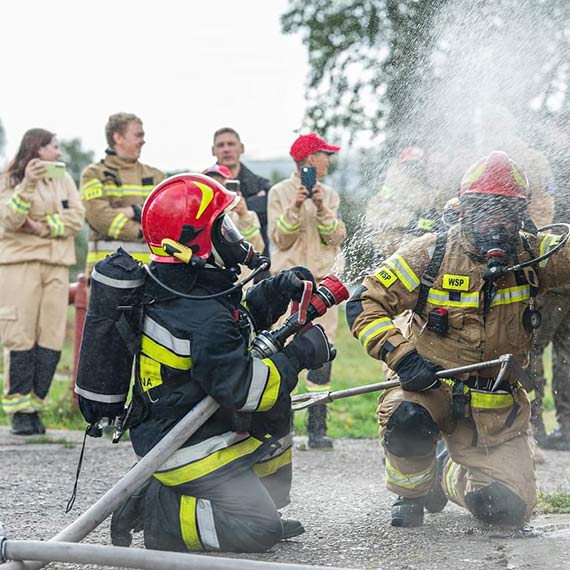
<box><xmin>268</xmin><ymin>133</ymin><xmax>346</xmax><ymax>449</ymax></box>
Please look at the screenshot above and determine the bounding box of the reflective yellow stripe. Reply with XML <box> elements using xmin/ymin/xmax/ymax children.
<box><xmin>258</xmin><ymin>358</ymin><xmax>281</xmax><ymax>411</ymax></box>
<box><xmin>385</xmin><ymin>254</ymin><xmax>420</xmax><ymax>292</ymax></box>
<box><xmin>108</xmin><ymin>213</ymin><xmax>129</xmax><ymax>239</ymax></box>
<box><xmin>470</xmin><ymin>389</ymin><xmax>514</xmax><ymax>409</ymax></box>
<box><xmin>139</xmin><ymin>354</ymin><xmax>163</xmax><ymax>392</ymax></box>
<box><xmin>103</xmin><ymin>183</ymin><xmax>155</xmax><ymax>197</ymax></box>
<box><xmin>2</xmin><ymin>393</ymin><xmax>33</xmax><ymax>414</ymax></box>
<box><xmin>317</xmin><ymin>219</ymin><xmax>339</xmax><ymax>235</ymax></box>
<box><xmin>87</xmin><ymin>251</ymin><xmax>150</xmax><ymax>264</ymax></box>
<box><xmin>141</xmin><ymin>335</ymin><xmax>192</xmax><ymax>370</ymax></box>
<box><xmin>428</xmin><ymin>288</ymin><xmax>480</xmax><ymax>308</ymax></box>
<box><xmin>81</xmin><ymin>178</ymin><xmax>104</xmax><ymax>200</ymax></box>
<box><xmin>277</xmin><ymin>214</ymin><xmax>300</xmax><ymax>234</ymax></box>
<box><xmin>444</xmin><ymin>460</ymin><xmax>461</xmax><ymax>503</ymax></box>
<box><xmin>241</xmin><ymin>226</ymin><xmax>260</xmax><ymax>239</ymax></box>
<box><xmin>490</xmin><ymin>285</ymin><xmax>530</xmax><ymax>307</ymax></box>
<box><xmin>385</xmin><ymin>456</ymin><xmax>435</xmax><ymax>489</ymax></box>
<box><xmin>539</xmin><ymin>234</ymin><xmax>559</xmax><ymax>268</ymax></box>
<box><xmin>253</xmin><ymin>447</ymin><xmax>292</xmax><ymax>478</ymax></box>
<box><xmin>417</xmin><ymin>218</ymin><xmax>435</xmax><ymax>232</ymax></box>
<box><xmin>9</xmin><ymin>193</ymin><xmax>31</xmax><ymax>214</ymax></box>
<box><xmin>46</xmin><ymin>213</ymin><xmax>64</xmax><ymax>237</ymax></box>
<box><xmin>154</xmin><ymin>436</ymin><xmax>264</xmax><ymax>486</ymax></box>
<box><xmin>358</xmin><ymin>317</ymin><xmax>395</xmax><ymax>349</ymax></box>
<box><xmin>179</xmin><ymin>496</ymin><xmax>203</xmax><ymax>551</ymax></box>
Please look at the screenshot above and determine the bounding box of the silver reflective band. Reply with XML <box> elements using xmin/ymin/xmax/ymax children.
<box><xmin>157</xmin><ymin>431</ymin><xmax>250</xmax><ymax>472</ymax></box>
<box><xmin>91</xmin><ymin>267</ymin><xmax>146</xmax><ymax>289</ymax></box>
<box><xmin>239</xmin><ymin>359</ymin><xmax>270</xmax><ymax>412</ymax></box>
<box><xmin>74</xmin><ymin>385</ymin><xmax>127</xmax><ymax>403</ymax></box>
<box><xmin>196</xmin><ymin>499</ymin><xmax>220</xmax><ymax>551</ymax></box>
<box><xmin>143</xmin><ymin>317</ymin><xmax>191</xmax><ymax>356</ymax></box>
<box><xmin>88</xmin><ymin>240</ymin><xmax>150</xmax><ymax>253</ymax></box>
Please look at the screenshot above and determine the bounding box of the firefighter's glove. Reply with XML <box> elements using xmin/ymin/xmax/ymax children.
<box><xmin>283</xmin><ymin>324</ymin><xmax>336</xmax><ymax>377</ymax></box>
<box><xmin>394</xmin><ymin>350</ymin><xmax>441</xmax><ymax>392</ymax></box>
<box><xmin>131</xmin><ymin>204</ymin><xmax>142</xmax><ymax>223</ymax></box>
<box><xmin>246</xmin><ymin>266</ymin><xmax>316</xmax><ymax>330</ymax></box>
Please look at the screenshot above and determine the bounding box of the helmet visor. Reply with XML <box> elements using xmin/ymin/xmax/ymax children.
<box><xmin>219</xmin><ymin>214</ymin><xmax>244</xmax><ymax>244</ymax></box>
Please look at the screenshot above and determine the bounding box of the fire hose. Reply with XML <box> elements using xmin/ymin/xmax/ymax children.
<box><xmin>0</xmin><ymin>274</ymin><xmax>349</xmax><ymax>570</ymax></box>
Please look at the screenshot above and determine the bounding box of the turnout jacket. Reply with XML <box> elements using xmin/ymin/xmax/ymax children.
<box><xmin>348</xmin><ymin>225</ymin><xmax>570</xmax><ymax>377</ymax></box>
<box><xmin>0</xmin><ymin>172</ymin><xmax>84</xmax><ymax>266</ymax></box>
<box><xmin>80</xmin><ymin>150</ymin><xmax>165</xmax><ymax>266</ymax></box>
<box><xmin>268</xmin><ymin>173</ymin><xmax>346</xmax><ymax>279</ymax></box>
<box><xmin>130</xmin><ymin>264</ymin><xmax>299</xmax><ymax>488</ymax></box>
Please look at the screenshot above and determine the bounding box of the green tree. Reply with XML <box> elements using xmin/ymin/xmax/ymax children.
<box><xmin>59</xmin><ymin>138</ymin><xmax>95</xmax><ymax>187</ymax></box>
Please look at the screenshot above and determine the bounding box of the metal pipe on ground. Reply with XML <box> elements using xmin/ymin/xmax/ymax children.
<box><xmin>0</xmin><ymin>540</ymin><xmax>348</xmax><ymax>570</ymax></box>
<box><xmin>1</xmin><ymin>396</ymin><xmax>220</xmax><ymax>570</ymax></box>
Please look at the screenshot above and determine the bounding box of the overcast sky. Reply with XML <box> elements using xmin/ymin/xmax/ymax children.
<box><xmin>0</xmin><ymin>0</ymin><xmax>309</xmax><ymax>171</ymax></box>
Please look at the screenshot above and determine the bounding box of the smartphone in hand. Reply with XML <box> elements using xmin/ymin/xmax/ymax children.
<box><xmin>225</xmin><ymin>180</ymin><xmax>241</xmax><ymax>193</ymax></box>
<box><xmin>300</xmin><ymin>166</ymin><xmax>317</xmax><ymax>198</ymax></box>
<box><xmin>39</xmin><ymin>161</ymin><xmax>66</xmax><ymax>179</ymax></box>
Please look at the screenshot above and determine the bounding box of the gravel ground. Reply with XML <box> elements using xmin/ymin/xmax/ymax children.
<box><xmin>1</xmin><ymin>428</ymin><xmax>570</xmax><ymax>570</ymax></box>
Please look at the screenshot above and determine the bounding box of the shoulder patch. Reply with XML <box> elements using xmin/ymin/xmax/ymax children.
<box><xmin>442</xmin><ymin>274</ymin><xmax>470</xmax><ymax>291</ymax></box>
<box><xmin>375</xmin><ymin>266</ymin><xmax>397</xmax><ymax>288</ymax></box>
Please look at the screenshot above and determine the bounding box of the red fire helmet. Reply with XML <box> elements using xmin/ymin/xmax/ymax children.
<box><xmin>141</xmin><ymin>173</ymin><xmax>239</xmax><ymax>263</ymax></box>
<box><xmin>459</xmin><ymin>151</ymin><xmax>529</xmax><ymax>201</ymax></box>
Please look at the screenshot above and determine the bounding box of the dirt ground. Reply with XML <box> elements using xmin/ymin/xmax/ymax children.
<box><xmin>1</xmin><ymin>428</ymin><xmax>570</xmax><ymax>570</ymax></box>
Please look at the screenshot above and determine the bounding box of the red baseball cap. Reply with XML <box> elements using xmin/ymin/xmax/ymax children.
<box><xmin>290</xmin><ymin>133</ymin><xmax>341</xmax><ymax>162</ymax></box>
<box><xmin>203</xmin><ymin>164</ymin><xmax>233</xmax><ymax>179</ymax></box>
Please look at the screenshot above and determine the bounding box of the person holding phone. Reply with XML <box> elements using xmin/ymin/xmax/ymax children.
<box><xmin>0</xmin><ymin>128</ymin><xmax>85</xmax><ymax>435</ymax></box>
<box><xmin>268</xmin><ymin>133</ymin><xmax>346</xmax><ymax>448</ymax></box>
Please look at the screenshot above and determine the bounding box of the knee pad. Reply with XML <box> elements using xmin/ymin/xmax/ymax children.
<box><xmin>384</xmin><ymin>401</ymin><xmax>439</xmax><ymax>457</ymax></box>
<box><xmin>465</xmin><ymin>482</ymin><xmax>527</xmax><ymax>525</ymax></box>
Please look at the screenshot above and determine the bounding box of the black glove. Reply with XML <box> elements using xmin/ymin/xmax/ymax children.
<box><xmin>131</xmin><ymin>204</ymin><xmax>142</xmax><ymax>223</ymax></box>
<box><xmin>246</xmin><ymin>266</ymin><xmax>316</xmax><ymax>330</ymax></box>
<box><xmin>394</xmin><ymin>350</ymin><xmax>440</xmax><ymax>392</ymax></box>
<box><xmin>283</xmin><ymin>324</ymin><xmax>336</xmax><ymax>373</ymax></box>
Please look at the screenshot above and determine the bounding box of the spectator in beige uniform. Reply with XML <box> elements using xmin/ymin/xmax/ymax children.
<box><xmin>268</xmin><ymin>133</ymin><xmax>346</xmax><ymax>448</ymax></box>
<box><xmin>80</xmin><ymin>113</ymin><xmax>165</xmax><ymax>273</ymax></box>
<box><xmin>202</xmin><ymin>163</ymin><xmax>265</xmax><ymax>288</ymax></box>
<box><xmin>0</xmin><ymin>129</ymin><xmax>85</xmax><ymax>435</ymax></box>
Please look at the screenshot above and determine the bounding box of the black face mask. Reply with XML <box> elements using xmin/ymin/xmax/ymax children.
<box><xmin>210</xmin><ymin>215</ymin><xmax>261</xmax><ymax>271</ymax></box>
<box><xmin>461</xmin><ymin>195</ymin><xmax>526</xmax><ymax>256</ymax></box>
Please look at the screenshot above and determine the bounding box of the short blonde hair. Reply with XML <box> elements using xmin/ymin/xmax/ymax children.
<box><xmin>105</xmin><ymin>113</ymin><xmax>142</xmax><ymax>148</ymax></box>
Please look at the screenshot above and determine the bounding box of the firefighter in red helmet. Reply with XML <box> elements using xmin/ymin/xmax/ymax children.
<box><xmin>110</xmin><ymin>174</ymin><xmax>335</xmax><ymax>552</ymax></box>
<box><xmin>348</xmin><ymin>151</ymin><xmax>570</xmax><ymax>528</ymax></box>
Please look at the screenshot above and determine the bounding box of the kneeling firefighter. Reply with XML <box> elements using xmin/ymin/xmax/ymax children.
<box><xmin>348</xmin><ymin>151</ymin><xmax>570</xmax><ymax>527</ymax></box>
<box><xmin>76</xmin><ymin>173</ymin><xmax>335</xmax><ymax>552</ymax></box>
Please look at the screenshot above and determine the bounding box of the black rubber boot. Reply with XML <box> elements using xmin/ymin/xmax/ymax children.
<box><xmin>11</xmin><ymin>412</ymin><xmax>36</xmax><ymax>436</ymax></box>
<box><xmin>541</xmin><ymin>427</ymin><xmax>570</xmax><ymax>451</ymax></box>
<box><xmin>281</xmin><ymin>518</ymin><xmax>305</xmax><ymax>540</ymax></box>
<box><xmin>424</xmin><ymin>440</ymin><xmax>449</xmax><ymax>514</ymax></box>
<box><xmin>465</xmin><ymin>482</ymin><xmax>527</xmax><ymax>525</ymax></box>
<box><xmin>307</xmin><ymin>404</ymin><xmax>333</xmax><ymax>449</ymax></box>
<box><xmin>34</xmin><ymin>346</ymin><xmax>61</xmax><ymax>400</ymax></box>
<box><xmin>391</xmin><ymin>496</ymin><xmax>425</xmax><ymax>527</ymax></box>
<box><xmin>110</xmin><ymin>481</ymin><xmax>149</xmax><ymax>547</ymax></box>
<box><xmin>31</xmin><ymin>412</ymin><xmax>46</xmax><ymax>435</ymax></box>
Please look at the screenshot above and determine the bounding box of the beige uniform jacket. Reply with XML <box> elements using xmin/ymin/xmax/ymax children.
<box><xmin>80</xmin><ymin>151</ymin><xmax>165</xmax><ymax>244</ymax></box>
<box><xmin>350</xmin><ymin>225</ymin><xmax>570</xmax><ymax>376</ymax></box>
<box><xmin>268</xmin><ymin>174</ymin><xmax>346</xmax><ymax>279</ymax></box>
<box><xmin>0</xmin><ymin>172</ymin><xmax>84</xmax><ymax>266</ymax></box>
<box><xmin>366</xmin><ymin>162</ymin><xmax>455</xmax><ymax>258</ymax></box>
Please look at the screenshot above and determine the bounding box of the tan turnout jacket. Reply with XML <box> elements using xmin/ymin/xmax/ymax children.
<box><xmin>0</xmin><ymin>172</ymin><xmax>84</xmax><ymax>266</ymax></box>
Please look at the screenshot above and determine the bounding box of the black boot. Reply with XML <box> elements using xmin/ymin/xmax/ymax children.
<box><xmin>11</xmin><ymin>412</ymin><xmax>36</xmax><ymax>436</ymax></box>
<box><xmin>34</xmin><ymin>346</ymin><xmax>61</xmax><ymax>400</ymax></box>
<box><xmin>541</xmin><ymin>426</ymin><xmax>570</xmax><ymax>451</ymax></box>
<box><xmin>110</xmin><ymin>481</ymin><xmax>149</xmax><ymax>547</ymax></box>
<box><xmin>307</xmin><ymin>404</ymin><xmax>333</xmax><ymax>449</ymax></box>
<box><xmin>424</xmin><ymin>440</ymin><xmax>449</xmax><ymax>514</ymax></box>
<box><xmin>281</xmin><ymin>518</ymin><xmax>305</xmax><ymax>540</ymax></box>
<box><xmin>391</xmin><ymin>496</ymin><xmax>425</xmax><ymax>527</ymax></box>
<box><xmin>31</xmin><ymin>412</ymin><xmax>46</xmax><ymax>435</ymax></box>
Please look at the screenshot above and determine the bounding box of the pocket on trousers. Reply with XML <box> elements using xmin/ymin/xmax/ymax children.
<box><xmin>0</xmin><ymin>306</ymin><xmax>18</xmax><ymax>321</ymax></box>
<box><xmin>469</xmin><ymin>392</ymin><xmax>521</xmax><ymax>447</ymax></box>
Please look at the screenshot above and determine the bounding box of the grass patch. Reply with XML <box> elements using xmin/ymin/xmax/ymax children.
<box><xmin>0</xmin><ymin>307</ymin><xmax>558</xmax><ymax>438</ymax></box>
<box><xmin>537</xmin><ymin>490</ymin><xmax>570</xmax><ymax>514</ymax></box>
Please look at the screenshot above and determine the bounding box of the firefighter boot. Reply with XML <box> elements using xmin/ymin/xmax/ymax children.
<box><xmin>391</xmin><ymin>496</ymin><xmax>424</xmax><ymax>527</ymax></box>
<box><xmin>424</xmin><ymin>440</ymin><xmax>449</xmax><ymax>514</ymax></box>
<box><xmin>110</xmin><ymin>481</ymin><xmax>149</xmax><ymax>547</ymax></box>
<box><xmin>10</xmin><ymin>412</ymin><xmax>36</xmax><ymax>436</ymax></box>
<box><xmin>281</xmin><ymin>518</ymin><xmax>305</xmax><ymax>540</ymax></box>
<box><xmin>307</xmin><ymin>404</ymin><xmax>333</xmax><ymax>449</ymax></box>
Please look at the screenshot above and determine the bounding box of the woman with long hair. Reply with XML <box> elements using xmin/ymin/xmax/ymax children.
<box><xmin>0</xmin><ymin>128</ymin><xmax>85</xmax><ymax>435</ymax></box>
